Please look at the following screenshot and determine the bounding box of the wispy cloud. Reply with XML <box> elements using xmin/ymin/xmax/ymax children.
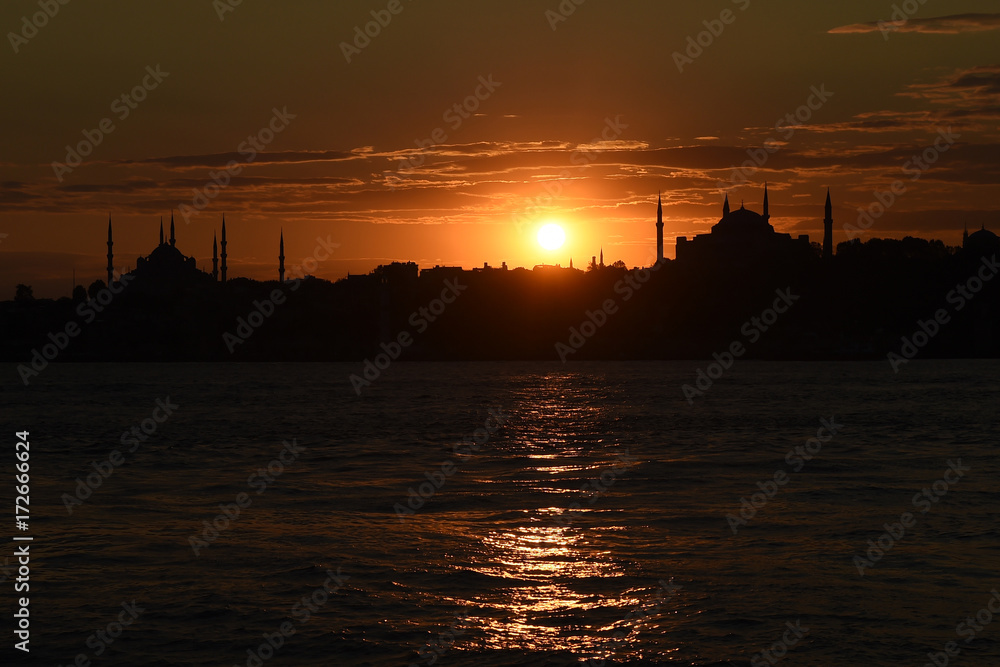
<box><xmin>829</xmin><ymin>13</ymin><xmax>1000</xmax><ymax>35</ymax></box>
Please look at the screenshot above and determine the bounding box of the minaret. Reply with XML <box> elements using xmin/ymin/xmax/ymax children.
<box><xmin>159</xmin><ymin>217</ymin><xmax>164</xmax><ymax>246</ymax></box>
<box><xmin>763</xmin><ymin>182</ymin><xmax>770</xmax><ymax>223</ymax></box>
<box><xmin>723</xmin><ymin>194</ymin><xmax>731</xmax><ymax>217</ymax></box>
<box><xmin>599</xmin><ymin>247</ymin><xmax>604</xmax><ymax>268</ymax></box>
<box><xmin>169</xmin><ymin>211</ymin><xmax>176</xmax><ymax>247</ymax></box>
<box><xmin>106</xmin><ymin>215</ymin><xmax>114</xmax><ymax>285</ymax></box>
<box><xmin>212</xmin><ymin>233</ymin><xmax>219</xmax><ymax>281</ymax></box>
<box><xmin>823</xmin><ymin>188</ymin><xmax>834</xmax><ymax>260</ymax></box>
<box><xmin>279</xmin><ymin>230</ymin><xmax>285</xmax><ymax>282</ymax></box>
<box><xmin>569</xmin><ymin>257</ymin><xmax>574</xmax><ymax>269</ymax></box>
<box><xmin>656</xmin><ymin>192</ymin><xmax>664</xmax><ymax>263</ymax></box>
<box><xmin>963</xmin><ymin>223</ymin><xmax>969</xmax><ymax>248</ymax></box>
<box><xmin>220</xmin><ymin>216</ymin><xmax>228</xmax><ymax>283</ymax></box>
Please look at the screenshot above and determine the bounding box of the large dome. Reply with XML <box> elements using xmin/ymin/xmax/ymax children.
<box><xmin>711</xmin><ymin>204</ymin><xmax>775</xmax><ymax>236</ymax></box>
<box><xmin>967</xmin><ymin>227</ymin><xmax>999</xmax><ymax>243</ymax></box>
<box><xmin>147</xmin><ymin>243</ymin><xmax>189</xmax><ymax>264</ymax></box>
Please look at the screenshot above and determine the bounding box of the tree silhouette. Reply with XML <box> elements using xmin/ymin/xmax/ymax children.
<box><xmin>14</xmin><ymin>284</ymin><xmax>33</xmax><ymax>302</ymax></box>
<box><xmin>72</xmin><ymin>285</ymin><xmax>87</xmax><ymax>302</ymax></box>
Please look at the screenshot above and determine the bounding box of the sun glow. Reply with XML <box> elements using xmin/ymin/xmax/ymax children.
<box><xmin>537</xmin><ymin>223</ymin><xmax>566</xmax><ymax>251</ymax></box>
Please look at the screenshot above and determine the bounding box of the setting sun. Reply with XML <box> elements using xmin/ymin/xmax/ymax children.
<box><xmin>537</xmin><ymin>223</ymin><xmax>566</xmax><ymax>251</ymax></box>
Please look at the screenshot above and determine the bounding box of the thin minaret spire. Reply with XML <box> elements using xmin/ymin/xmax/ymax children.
<box><xmin>823</xmin><ymin>187</ymin><xmax>834</xmax><ymax>261</ymax></box>
<box><xmin>106</xmin><ymin>214</ymin><xmax>114</xmax><ymax>286</ymax></box>
<box><xmin>212</xmin><ymin>232</ymin><xmax>219</xmax><ymax>281</ymax></box>
<box><xmin>220</xmin><ymin>215</ymin><xmax>228</xmax><ymax>283</ymax></box>
<box><xmin>279</xmin><ymin>229</ymin><xmax>285</xmax><ymax>283</ymax></box>
<box><xmin>656</xmin><ymin>190</ymin><xmax>664</xmax><ymax>263</ymax></box>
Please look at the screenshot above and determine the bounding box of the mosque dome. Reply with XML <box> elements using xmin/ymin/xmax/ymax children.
<box><xmin>711</xmin><ymin>204</ymin><xmax>775</xmax><ymax>236</ymax></box>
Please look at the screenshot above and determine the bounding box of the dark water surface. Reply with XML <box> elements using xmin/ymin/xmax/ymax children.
<box><xmin>3</xmin><ymin>361</ymin><xmax>999</xmax><ymax>666</ymax></box>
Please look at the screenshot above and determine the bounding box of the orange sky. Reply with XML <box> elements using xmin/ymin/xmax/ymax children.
<box><xmin>1</xmin><ymin>1</ymin><xmax>999</xmax><ymax>297</ymax></box>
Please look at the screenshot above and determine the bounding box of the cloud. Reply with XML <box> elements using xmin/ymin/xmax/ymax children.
<box><xmin>113</xmin><ymin>150</ymin><xmax>363</xmax><ymax>170</ymax></box>
<box><xmin>829</xmin><ymin>13</ymin><xmax>1000</xmax><ymax>35</ymax></box>
<box><xmin>777</xmin><ymin>67</ymin><xmax>1000</xmax><ymax>138</ymax></box>
<box><xmin>901</xmin><ymin>65</ymin><xmax>1000</xmax><ymax>104</ymax></box>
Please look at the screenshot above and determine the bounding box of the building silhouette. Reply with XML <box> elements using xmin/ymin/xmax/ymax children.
<box><xmin>99</xmin><ymin>213</ymin><xmax>293</xmax><ymax>290</ymax></box>
<box><xmin>674</xmin><ymin>185</ymin><xmax>819</xmax><ymax>265</ymax></box>
<box><xmin>106</xmin><ymin>215</ymin><xmax>114</xmax><ymax>285</ymax></box>
<box><xmin>220</xmin><ymin>216</ymin><xmax>228</xmax><ymax>283</ymax></box>
<box><xmin>823</xmin><ymin>188</ymin><xmax>834</xmax><ymax>260</ymax></box>
<box><xmin>962</xmin><ymin>223</ymin><xmax>1000</xmax><ymax>258</ymax></box>
<box><xmin>656</xmin><ymin>192</ymin><xmax>664</xmax><ymax>263</ymax></box>
<box><xmin>279</xmin><ymin>230</ymin><xmax>285</xmax><ymax>283</ymax></box>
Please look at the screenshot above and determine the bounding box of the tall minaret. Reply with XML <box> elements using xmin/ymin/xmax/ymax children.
<box><xmin>723</xmin><ymin>194</ymin><xmax>731</xmax><ymax>217</ymax></box>
<box><xmin>763</xmin><ymin>182</ymin><xmax>770</xmax><ymax>223</ymax></box>
<box><xmin>963</xmin><ymin>223</ymin><xmax>969</xmax><ymax>248</ymax></box>
<box><xmin>656</xmin><ymin>192</ymin><xmax>664</xmax><ymax>263</ymax></box>
<box><xmin>159</xmin><ymin>217</ymin><xmax>164</xmax><ymax>246</ymax></box>
<box><xmin>823</xmin><ymin>188</ymin><xmax>833</xmax><ymax>260</ymax></box>
<box><xmin>599</xmin><ymin>247</ymin><xmax>604</xmax><ymax>268</ymax></box>
<box><xmin>106</xmin><ymin>214</ymin><xmax>114</xmax><ymax>285</ymax></box>
<box><xmin>212</xmin><ymin>233</ymin><xmax>219</xmax><ymax>281</ymax></box>
<box><xmin>220</xmin><ymin>216</ymin><xmax>228</xmax><ymax>283</ymax></box>
<box><xmin>278</xmin><ymin>229</ymin><xmax>285</xmax><ymax>282</ymax></box>
<box><xmin>169</xmin><ymin>211</ymin><xmax>176</xmax><ymax>247</ymax></box>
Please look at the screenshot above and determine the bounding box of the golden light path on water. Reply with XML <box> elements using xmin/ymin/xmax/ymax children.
<box><xmin>442</xmin><ymin>372</ymin><xmax>673</xmax><ymax>660</ymax></box>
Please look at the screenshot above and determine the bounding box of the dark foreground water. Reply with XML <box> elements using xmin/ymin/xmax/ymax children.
<box><xmin>2</xmin><ymin>361</ymin><xmax>999</xmax><ymax>666</ymax></box>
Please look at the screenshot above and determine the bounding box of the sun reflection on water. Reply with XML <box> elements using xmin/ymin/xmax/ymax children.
<box><xmin>444</xmin><ymin>372</ymin><xmax>669</xmax><ymax>658</ymax></box>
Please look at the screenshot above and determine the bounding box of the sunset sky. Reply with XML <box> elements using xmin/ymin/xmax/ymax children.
<box><xmin>2</xmin><ymin>0</ymin><xmax>998</xmax><ymax>297</ymax></box>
